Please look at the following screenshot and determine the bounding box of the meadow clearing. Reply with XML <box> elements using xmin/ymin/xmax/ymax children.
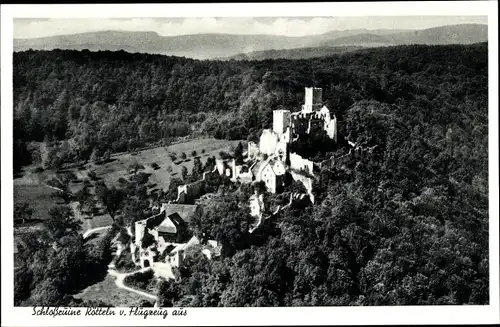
<box><xmin>72</xmin><ymin>274</ymin><xmax>153</xmax><ymax>307</ymax></box>
<box><xmin>13</xmin><ymin>138</ymin><xmax>244</xmax><ymax>232</ymax></box>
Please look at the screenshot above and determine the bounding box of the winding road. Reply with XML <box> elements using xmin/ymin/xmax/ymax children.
<box><xmin>108</xmin><ymin>268</ymin><xmax>159</xmax><ymax>302</ymax></box>
<box><xmin>82</xmin><ymin>226</ymin><xmax>112</xmax><ymax>239</ymax></box>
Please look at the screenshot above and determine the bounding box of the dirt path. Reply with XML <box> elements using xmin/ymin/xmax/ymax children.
<box><xmin>108</xmin><ymin>268</ymin><xmax>158</xmax><ymax>302</ymax></box>
<box><xmin>82</xmin><ymin>226</ymin><xmax>112</xmax><ymax>239</ymax></box>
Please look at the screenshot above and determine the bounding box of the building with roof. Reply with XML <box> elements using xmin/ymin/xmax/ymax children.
<box><xmin>254</xmin><ymin>157</ymin><xmax>286</xmax><ymax>194</ymax></box>
<box><xmin>133</xmin><ymin>203</ymin><xmax>198</xmax><ymax>268</ymax></box>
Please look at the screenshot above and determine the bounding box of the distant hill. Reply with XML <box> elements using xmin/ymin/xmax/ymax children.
<box><xmin>222</xmin><ymin>24</ymin><xmax>487</xmax><ymax>61</ymax></box>
<box><xmin>219</xmin><ymin>46</ymin><xmax>366</xmax><ymax>61</ymax></box>
<box><xmin>14</xmin><ymin>31</ymin><xmax>306</xmax><ymax>59</ymax></box>
<box><xmin>387</xmin><ymin>24</ymin><xmax>489</xmax><ymax>45</ymax></box>
<box><xmin>14</xmin><ymin>24</ymin><xmax>487</xmax><ymax>60</ymax></box>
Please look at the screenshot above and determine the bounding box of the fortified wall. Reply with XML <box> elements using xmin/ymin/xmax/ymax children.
<box><xmin>176</xmin><ymin>167</ymin><xmax>219</xmax><ymax>204</ymax></box>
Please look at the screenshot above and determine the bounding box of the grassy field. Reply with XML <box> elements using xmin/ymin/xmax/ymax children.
<box><xmin>91</xmin><ymin>138</ymin><xmax>243</xmax><ymax>190</ymax></box>
<box><xmin>13</xmin><ymin>138</ymin><xmax>243</xmax><ymax>232</ymax></box>
<box><xmin>73</xmin><ymin>274</ymin><xmax>153</xmax><ymax>307</ymax></box>
<box><xmin>13</xmin><ymin>184</ymin><xmax>58</xmax><ymax>222</ymax></box>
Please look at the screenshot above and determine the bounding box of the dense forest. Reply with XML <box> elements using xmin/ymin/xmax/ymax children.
<box><xmin>13</xmin><ymin>42</ymin><xmax>489</xmax><ymax>305</ymax></box>
<box><xmin>13</xmin><ymin>43</ymin><xmax>487</xmax><ymax>171</ymax></box>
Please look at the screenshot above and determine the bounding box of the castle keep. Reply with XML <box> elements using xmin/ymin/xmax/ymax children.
<box><xmin>251</xmin><ymin>87</ymin><xmax>338</xmax><ymax>159</ymax></box>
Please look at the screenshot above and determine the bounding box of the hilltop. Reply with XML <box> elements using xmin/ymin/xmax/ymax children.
<box><xmin>14</xmin><ymin>24</ymin><xmax>487</xmax><ymax>60</ymax></box>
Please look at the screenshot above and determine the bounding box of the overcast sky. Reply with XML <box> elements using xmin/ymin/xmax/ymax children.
<box><xmin>14</xmin><ymin>16</ymin><xmax>488</xmax><ymax>39</ymax></box>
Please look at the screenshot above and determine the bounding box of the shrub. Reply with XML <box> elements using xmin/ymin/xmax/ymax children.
<box><xmin>118</xmin><ymin>177</ymin><xmax>128</xmax><ymax>185</ymax></box>
<box><xmin>88</xmin><ymin>170</ymin><xmax>98</xmax><ymax>181</ymax></box>
<box><xmin>139</xmin><ymin>300</ymin><xmax>154</xmax><ymax>307</ymax></box>
<box><xmin>219</xmin><ymin>151</ymin><xmax>232</xmax><ymax>160</ymax></box>
<box><xmin>141</xmin><ymin>231</ymin><xmax>155</xmax><ymax>249</ymax></box>
<box><xmin>115</xmin><ymin>247</ymin><xmax>139</xmax><ymax>273</ymax></box>
<box><xmin>150</xmin><ymin>163</ymin><xmax>160</xmax><ymax>170</ymax></box>
<box><xmin>32</xmin><ymin>166</ymin><xmax>44</xmax><ymax>173</ymax></box>
<box><xmin>191</xmin><ymin>150</ymin><xmax>197</xmax><ymax>157</ymax></box>
<box><xmin>123</xmin><ymin>269</ymin><xmax>155</xmax><ymax>291</ymax></box>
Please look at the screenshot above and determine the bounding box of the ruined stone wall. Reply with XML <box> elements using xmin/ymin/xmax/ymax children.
<box><xmin>290</xmin><ymin>152</ymin><xmax>314</xmax><ymax>175</ymax></box>
<box><xmin>291</xmin><ymin>113</ymin><xmax>311</xmax><ymax>136</ymax></box>
<box><xmin>176</xmin><ymin>167</ymin><xmax>219</xmax><ymax>204</ymax></box>
<box><xmin>325</xmin><ymin>117</ymin><xmax>337</xmax><ymax>142</ymax></box>
<box><xmin>247</xmin><ymin>142</ymin><xmax>260</xmax><ymax>159</ymax></box>
<box><xmin>135</xmin><ymin>221</ymin><xmax>146</xmax><ymax>247</ymax></box>
<box><xmin>290</xmin><ymin>170</ymin><xmax>315</xmax><ymax>203</ymax></box>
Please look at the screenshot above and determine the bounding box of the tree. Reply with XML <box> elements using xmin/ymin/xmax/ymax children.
<box><xmin>169</xmin><ymin>153</ymin><xmax>177</xmax><ymax>162</ymax></box>
<box><xmin>47</xmin><ymin>172</ymin><xmax>76</xmax><ymax>204</ymax></box>
<box><xmin>192</xmin><ymin>157</ymin><xmax>203</xmax><ymax>180</ymax></box>
<box><xmin>14</xmin><ymin>202</ymin><xmax>33</xmax><ymax>225</ymax></box>
<box><xmin>189</xmin><ymin>191</ymin><xmax>252</xmax><ymax>255</ymax></box>
<box><xmin>90</xmin><ymin>148</ymin><xmax>102</xmax><ymax>164</ymax></box>
<box><xmin>44</xmin><ymin>205</ymin><xmax>81</xmax><ymax>240</ymax></box>
<box><xmin>166</xmin><ymin>177</ymin><xmax>183</xmax><ymax>201</ymax></box>
<box><xmin>87</xmin><ymin>170</ymin><xmax>98</xmax><ymax>181</ymax></box>
<box><xmin>191</xmin><ymin>150</ymin><xmax>197</xmax><ymax>157</ymax></box>
<box><xmin>129</xmin><ymin>162</ymin><xmax>145</xmax><ymax>175</ymax></box>
<box><xmin>181</xmin><ymin>166</ymin><xmax>189</xmax><ymax>181</ymax></box>
<box><xmin>181</xmin><ymin>152</ymin><xmax>187</xmax><ymax>160</ymax></box>
<box><xmin>75</xmin><ymin>185</ymin><xmax>98</xmax><ymax>217</ymax></box>
<box><xmin>118</xmin><ymin>228</ymin><xmax>131</xmax><ymax>245</ymax></box>
<box><xmin>121</xmin><ymin>196</ymin><xmax>149</xmax><ymax>227</ymax></box>
<box><xmin>219</xmin><ymin>151</ymin><xmax>231</xmax><ymax>160</ymax></box>
<box><xmin>234</xmin><ymin>142</ymin><xmax>244</xmax><ymax>165</ymax></box>
<box><xmin>204</xmin><ymin>156</ymin><xmax>216</xmax><ymax>172</ymax></box>
<box><xmin>102</xmin><ymin>150</ymin><xmax>111</xmax><ymax>162</ymax></box>
<box><xmin>13</xmin><ymin>139</ymin><xmax>31</xmax><ymax>174</ymax></box>
<box><xmin>158</xmin><ymin>280</ymin><xmax>183</xmax><ymax>307</ymax></box>
<box><xmin>14</xmin><ymin>264</ymin><xmax>33</xmax><ymax>305</ymax></box>
<box><xmin>141</xmin><ymin>231</ymin><xmax>155</xmax><ymax>249</ymax></box>
<box><xmin>96</xmin><ymin>183</ymin><xmax>126</xmax><ymax>222</ymax></box>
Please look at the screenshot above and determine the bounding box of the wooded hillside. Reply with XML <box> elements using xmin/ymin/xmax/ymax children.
<box><xmin>13</xmin><ymin>43</ymin><xmax>487</xmax><ymax>170</ymax></box>
<box><xmin>13</xmin><ymin>43</ymin><xmax>489</xmax><ymax>305</ymax></box>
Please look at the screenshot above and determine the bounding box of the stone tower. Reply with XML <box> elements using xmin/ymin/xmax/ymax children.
<box><xmin>302</xmin><ymin>87</ymin><xmax>323</xmax><ymax>113</ymax></box>
<box><xmin>273</xmin><ymin>109</ymin><xmax>291</xmax><ymax>135</ymax></box>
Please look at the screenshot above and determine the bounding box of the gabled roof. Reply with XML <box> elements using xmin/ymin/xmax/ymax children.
<box><xmin>158</xmin><ymin>216</ymin><xmax>177</xmax><ymax>234</ymax></box>
<box><xmin>142</xmin><ymin>204</ymin><xmax>198</xmax><ymax>233</ymax></box>
<box><xmin>145</xmin><ymin>211</ymin><xmax>167</xmax><ymax>229</ymax></box>
<box><xmin>160</xmin><ymin>203</ymin><xmax>198</xmax><ymax>223</ymax></box>
<box><xmin>167</xmin><ymin>212</ymin><xmax>186</xmax><ymax>227</ymax></box>
<box><xmin>251</xmin><ymin>161</ymin><xmax>265</xmax><ymax>177</ymax></box>
<box><xmin>170</xmin><ymin>235</ymin><xmax>201</xmax><ymax>255</ymax></box>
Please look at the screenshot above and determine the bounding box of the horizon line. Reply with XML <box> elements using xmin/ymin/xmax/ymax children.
<box><xmin>13</xmin><ymin>22</ymin><xmax>488</xmax><ymax>40</ymax></box>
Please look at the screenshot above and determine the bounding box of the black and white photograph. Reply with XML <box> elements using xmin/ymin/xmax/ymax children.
<box><xmin>1</xmin><ymin>2</ymin><xmax>499</xmax><ymax>326</ymax></box>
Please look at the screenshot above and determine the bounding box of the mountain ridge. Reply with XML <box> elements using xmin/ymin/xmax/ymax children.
<box><xmin>14</xmin><ymin>23</ymin><xmax>487</xmax><ymax>60</ymax></box>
